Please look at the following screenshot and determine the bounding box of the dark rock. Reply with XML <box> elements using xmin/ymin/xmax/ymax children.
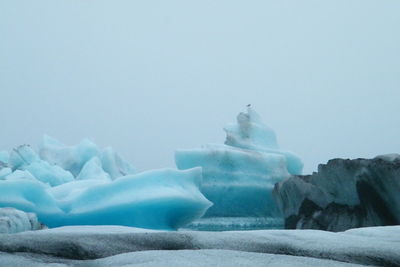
<box><xmin>273</xmin><ymin>154</ymin><xmax>400</xmax><ymax>231</ymax></box>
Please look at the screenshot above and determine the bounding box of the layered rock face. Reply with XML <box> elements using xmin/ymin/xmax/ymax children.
<box><xmin>273</xmin><ymin>154</ymin><xmax>400</xmax><ymax>231</ymax></box>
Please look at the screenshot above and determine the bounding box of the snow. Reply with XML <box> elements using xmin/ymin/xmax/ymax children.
<box><xmin>0</xmin><ymin>208</ymin><xmax>42</xmax><ymax>234</ymax></box>
<box><xmin>175</xmin><ymin>107</ymin><xmax>302</xmax><ymax>221</ymax></box>
<box><xmin>0</xmin><ymin>225</ymin><xmax>398</xmax><ymax>266</ymax></box>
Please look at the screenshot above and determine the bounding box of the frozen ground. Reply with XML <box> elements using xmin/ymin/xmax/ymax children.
<box><xmin>0</xmin><ymin>225</ymin><xmax>398</xmax><ymax>266</ymax></box>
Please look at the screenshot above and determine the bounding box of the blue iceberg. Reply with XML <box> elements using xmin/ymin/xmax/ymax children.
<box><xmin>175</xmin><ymin>107</ymin><xmax>303</xmax><ymax>229</ymax></box>
<box><xmin>0</xmin><ymin>137</ymin><xmax>212</xmax><ymax>230</ymax></box>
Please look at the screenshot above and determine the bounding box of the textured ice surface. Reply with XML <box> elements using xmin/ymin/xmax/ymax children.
<box><xmin>175</xmin><ymin>107</ymin><xmax>302</xmax><ymax>223</ymax></box>
<box><xmin>0</xmin><ymin>208</ymin><xmax>42</xmax><ymax>234</ymax></box>
<box><xmin>0</xmin><ymin>136</ymin><xmax>211</xmax><ymax>230</ymax></box>
<box><xmin>0</xmin><ymin>225</ymin><xmax>397</xmax><ymax>266</ymax></box>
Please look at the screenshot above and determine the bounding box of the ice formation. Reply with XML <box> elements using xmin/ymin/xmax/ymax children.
<box><xmin>0</xmin><ymin>207</ymin><xmax>42</xmax><ymax>234</ymax></box>
<box><xmin>273</xmin><ymin>155</ymin><xmax>400</xmax><ymax>231</ymax></box>
<box><xmin>175</xmin><ymin>107</ymin><xmax>303</xmax><ymax>226</ymax></box>
<box><xmin>0</xmin><ymin>136</ymin><xmax>211</xmax><ymax>230</ymax></box>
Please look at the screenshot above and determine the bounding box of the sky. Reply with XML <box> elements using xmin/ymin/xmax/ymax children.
<box><xmin>1</xmin><ymin>1</ymin><xmax>399</xmax><ymax>174</ymax></box>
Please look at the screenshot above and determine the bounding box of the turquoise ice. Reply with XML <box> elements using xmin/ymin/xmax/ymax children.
<box><xmin>175</xmin><ymin>107</ymin><xmax>302</xmax><ymax>225</ymax></box>
<box><xmin>0</xmin><ymin>137</ymin><xmax>211</xmax><ymax>230</ymax></box>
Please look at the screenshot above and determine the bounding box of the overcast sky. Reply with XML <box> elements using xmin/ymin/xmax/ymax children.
<box><xmin>1</xmin><ymin>1</ymin><xmax>399</xmax><ymax>174</ymax></box>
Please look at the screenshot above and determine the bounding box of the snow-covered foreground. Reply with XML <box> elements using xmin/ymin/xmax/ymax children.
<box><xmin>0</xmin><ymin>225</ymin><xmax>398</xmax><ymax>266</ymax></box>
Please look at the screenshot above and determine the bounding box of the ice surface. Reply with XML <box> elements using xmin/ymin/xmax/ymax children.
<box><xmin>175</xmin><ymin>107</ymin><xmax>302</xmax><ymax>222</ymax></box>
<box><xmin>0</xmin><ymin>250</ymin><xmax>364</xmax><ymax>267</ymax></box>
<box><xmin>0</xmin><ymin>225</ymin><xmax>398</xmax><ymax>266</ymax></box>
<box><xmin>0</xmin><ymin>207</ymin><xmax>42</xmax><ymax>234</ymax></box>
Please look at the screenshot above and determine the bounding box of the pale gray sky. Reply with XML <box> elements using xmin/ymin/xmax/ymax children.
<box><xmin>1</xmin><ymin>1</ymin><xmax>399</xmax><ymax>174</ymax></box>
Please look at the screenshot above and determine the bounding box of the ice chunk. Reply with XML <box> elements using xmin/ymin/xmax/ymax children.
<box><xmin>59</xmin><ymin>167</ymin><xmax>211</xmax><ymax>229</ymax></box>
<box><xmin>176</xmin><ymin>144</ymin><xmax>289</xmax><ymax>218</ymax></box>
<box><xmin>39</xmin><ymin>135</ymin><xmax>100</xmax><ymax>176</ymax></box>
<box><xmin>100</xmin><ymin>147</ymin><xmax>136</xmax><ymax>179</ymax></box>
<box><xmin>273</xmin><ymin>156</ymin><xmax>400</xmax><ymax>231</ymax></box>
<box><xmin>0</xmin><ymin>207</ymin><xmax>42</xmax><ymax>234</ymax></box>
<box><xmin>224</xmin><ymin>107</ymin><xmax>279</xmax><ymax>150</ymax></box>
<box><xmin>24</xmin><ymin>161</ymin><xmax>74</xmax><ymax>186</ymax></box>
<box><xmin>7</xmin><ymin>144</ymin><xmax>74</xmax><ymax>186</ymax></box>
<box><xmin>39</xmin><ymin>135</ymin><xmax>136</xmax><ymax>179</ymax></box>
<box><xmin>76</xmin><ymin>157</ymin><xmax>111</xmax><ymax>181</ymax></box>
<box><xmin>175</xmin><ymin>107</ymin><xmax>301</xmax><ymax>224</ymax></box>
<box><xmin>9</xmin><ymin>145</ymin><xmax>39</xmax><ymax>170</ymax></box>
<box><xmin>225</xmin><ymin>107</ymin><xmax>303</xmax><ymax>175</ymax></box>
<box><xmin>0</xmin><ymin>168</ymin><xmax>211</xmax><ymax>230</ymax></box>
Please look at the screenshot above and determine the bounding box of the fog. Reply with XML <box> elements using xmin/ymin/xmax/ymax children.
<box><xmin>1</xmin><ymin>1</ymin><xmax>399</xmax><ymax>174</ymax></box>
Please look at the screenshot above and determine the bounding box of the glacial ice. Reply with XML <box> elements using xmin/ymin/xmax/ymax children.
<box><xmin>273</xmin><ymin>155</ymin><xmax>400</xmax><ymax>231</ymax></box>
<box><xmin>39</xmin><ymin>135</ymin><xmax>136</xmax><ymax>179</ymax></box>
<box><xmin>1</xmin><ymin>225</ymin><xmax>398</xmax><ymax>266</ymax></box>
<box><xmin>175</xmin><ymin>107</ymin><xmax>302</xmax><ymax>225</ymax></box>
<box><xmin>0</xmin><ymin>207</ymin><xmax>42</xmax><ymax>234</ymax></box>
<box><xmin>0</xmin><ymin>137</ymin><xmax>211</xmax><ymax>230</ymax></box>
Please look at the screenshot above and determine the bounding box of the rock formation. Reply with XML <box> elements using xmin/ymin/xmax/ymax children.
<box><xmin>273</xmin><ymin>154</ymin><xmax>400</xmax><ymax>231</ymax></box>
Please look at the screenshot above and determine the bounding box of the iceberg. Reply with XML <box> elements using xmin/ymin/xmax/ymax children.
<box><xmin>175</xmin><ymin>107</ymin><xmax>303</xmax><ymax>228</ymax></box>
<box><xmin>39</xmin><ymin>135</ymin><xmax>136</xmax><ymax>179</ymax></box>
<box><xmin>0</xmin><ymin>137</ymin><xmax>211</xmax><ymax>230</ymax></box>
<box><xmin>0</xmin><ymin>168</ymin><xmax>211</xmax><ymax>230</ymax></box>
<box><xmin>8</xmin><ymin>145</ymin><xmax>74</xmax><ymax>186</ymax></box>
<box><xmin>273</xmin><ymin>155</ymin><xmax>400</xmax><ymax>231</ymax></box>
